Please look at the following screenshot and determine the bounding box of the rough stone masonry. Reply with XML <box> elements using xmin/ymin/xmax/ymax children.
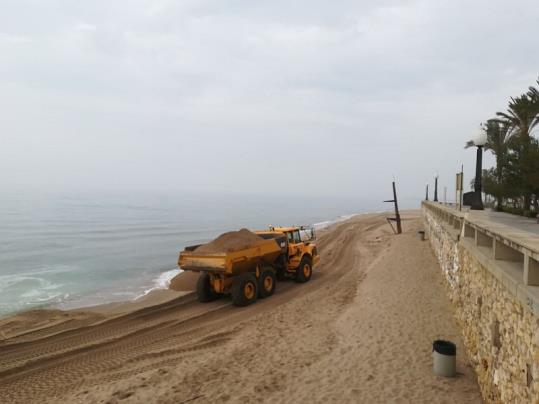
<box><xmin>422</xmin><ymin>203</ymin><xmax>539</xmax><ymax>403</ymax></box>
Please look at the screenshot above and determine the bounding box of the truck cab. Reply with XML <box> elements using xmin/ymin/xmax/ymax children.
<box><xmin>256</xmin><ymin>226</ymin><xmax>320</xmax><ymax>281</ymax></box>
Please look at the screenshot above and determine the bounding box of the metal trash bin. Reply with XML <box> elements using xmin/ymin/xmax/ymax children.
<box><xmin>418</xmin><ymin>231</ymin><xmax>426</xmax><ymax>241</ymax></box>
<box><xmin>433</xmin><ymin>340</ymin><xmax>456</xmax><ymax>377</ymax></box>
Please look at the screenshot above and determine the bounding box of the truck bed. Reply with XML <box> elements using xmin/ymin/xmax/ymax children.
<box><xmin>178</xmin><ymin>237</ymin><xmax>284</xmax><ymax>275</ymax></box>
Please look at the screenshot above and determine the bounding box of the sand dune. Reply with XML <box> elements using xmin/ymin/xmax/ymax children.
<box><xmin>0</xmin><ymin>213</ymin><xmax>481</xmax><ymax>403</ymax></box>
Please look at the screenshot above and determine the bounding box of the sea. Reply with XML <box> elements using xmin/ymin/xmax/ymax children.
<box><xmin>0</xmin><ymin>191</ymin><xmax>386</xmax><ymax>318</ymax></box>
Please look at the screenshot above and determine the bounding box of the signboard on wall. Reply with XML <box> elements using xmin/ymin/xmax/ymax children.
<box><xmin>456</xmin><ymin>173</ymin><xmax>463</xmax><ymax>191</ymax></box>
<box><xmin>456</xmin><ymin>171</ymin><xmax>464</xmax><ymax>211</ymax></box>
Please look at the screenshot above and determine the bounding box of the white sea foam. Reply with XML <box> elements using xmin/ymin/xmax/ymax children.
<box><xmin>1</xmin><ymin>275</ymin><xmax>62</xmax><ymax>296</ymax></box>
<box><xmin>138</xmin><ymin>268</ymin><xmax>181</xmax><ymax>299</ymax></box>
<box><xmin>0</xmin><ymin>273</ymin><xmax>68</xmax><ymax>315</ymax></box>
<box><xmin>313</xmin><ymin>213</ymin><xmax>358</xmax><ymax>230</ymax></box>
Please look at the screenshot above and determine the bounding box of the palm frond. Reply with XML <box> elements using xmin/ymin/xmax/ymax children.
<box><xmin>464</xmin><ymin>140</ymin><xmax>475</xmax><ymax>149</ymax></box>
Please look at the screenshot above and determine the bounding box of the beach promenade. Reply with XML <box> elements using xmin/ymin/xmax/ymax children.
<box><xmin>0</xmin><ymin>212</ymin><xmax>481</xmax><ymax>403</ymax></box>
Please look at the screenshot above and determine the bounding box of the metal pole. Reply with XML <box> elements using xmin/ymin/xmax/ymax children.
<box><xmin>393</xmin><ymin>181</ymin><xmax>402</xmax><ymax>234</ymax></box>
<box><xmin>434</xmin><ymin>176</ymin><xmax>439</xmax><ymax>202</ymax></box>
<box><xmin>460</xmin><ymin>165</ymin><xmax>464</xmax><ymax>211</ymax></box>
<box><xmin>426</xmin><ymin>184</ymin><xmax>429</xmax><ymax>201</ymax></box>
<box><xmin>471</xmin><ymin>146</ymin><xmax>484</xmax><ymax>210</ymax></box>
<box><xmin>384</xmin><ymin>181</ymin><xmax>402</xmax><ymax>235</ymax></box>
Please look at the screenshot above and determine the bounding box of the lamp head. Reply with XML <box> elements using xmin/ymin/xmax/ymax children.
<box><xmin>473</xmin><ymin>127</ymin><xmax>487</xmax><ymax>147</ymax></box>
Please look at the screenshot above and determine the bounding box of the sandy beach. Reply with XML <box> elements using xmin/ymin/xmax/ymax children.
<box><xmin>0</xmin><ymin>212</ymin><xmax>481</xmax><ymax>403</ymax></box>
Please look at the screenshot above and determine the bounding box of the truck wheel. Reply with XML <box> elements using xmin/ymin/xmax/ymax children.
<box><xmin>196</xmin><ymin>273</ymin><xmax>219</xmax><ymax>303</ymax></box>
<box><xmin>258</xmin><ymin>269</ymin><xmax>276</xmax><ymax>298</ymax></box>
<box><xmin>295</xmin><ymin>257</ymin><xmax>313</xmax><ymax>283</ymax></box>
<box><xmin>231</xmin><ymin>273</ymin><xmax>258</xmax><ymax>307</ymax></box>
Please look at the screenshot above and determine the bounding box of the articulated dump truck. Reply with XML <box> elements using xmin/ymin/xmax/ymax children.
<box><xmin>178</xmin><ymin>226</ymin><xmax>320</xmax><ymax>307</ymax></box>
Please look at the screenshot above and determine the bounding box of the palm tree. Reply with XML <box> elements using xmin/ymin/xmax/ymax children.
<box><xmin>483</xmin><ymin>120</ymin><xmax>511</xmax><ymax>210</ymax></box>
<box><xmin>528</xmin><ymin>78</ymin><xmax>539</xmax><ymax>104</ymax></box>
<box><xmin>496</xmin><ymin>91</ymin><xmax>539</xmax><ymax>210</ymax></box>
<box><xmin>496</xmin><ymin>94</ymin><xmax>539</xmax><ymax>140</ymax></box>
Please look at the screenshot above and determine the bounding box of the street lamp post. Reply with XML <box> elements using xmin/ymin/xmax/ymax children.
<box><xmin>470</xmin><ymin>128</ymin><xmax>487</xmax><ymax>210</ymax></box>
<box><xmin>434</xmin><ymin>173</ymin><xmax>439</xmax><ymax>202</ymax></box>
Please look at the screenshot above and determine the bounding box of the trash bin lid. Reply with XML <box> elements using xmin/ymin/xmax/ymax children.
<box><xmin>433</xmin><ymin>340</ymin><xmax>456</xmax><ymax>356</ymax></box>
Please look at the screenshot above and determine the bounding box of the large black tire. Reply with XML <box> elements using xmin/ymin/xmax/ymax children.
<box><xmin>295</xmin><ymin>256</ymin><xmax>313</xmax><ymax>283</ymax></box>
<box><xmin>258</xmin><ymin>269</ymin><xmax>276</xmax><ymax>298</ymax></box>
<box><xmin>231</xmin><ymin>273</ymin><xmax>258</xmax><ymax>307</ymax></box>
<box><xmin>196</xmin><ymin>273</ymin><xmax>219</xmax><ymax>303</ymax></box>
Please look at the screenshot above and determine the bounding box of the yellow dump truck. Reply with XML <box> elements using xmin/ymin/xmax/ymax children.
<box><xmin>178</xmin><ymin>226</ymin><xmax>320</xmax><ymax>306</ymax></box>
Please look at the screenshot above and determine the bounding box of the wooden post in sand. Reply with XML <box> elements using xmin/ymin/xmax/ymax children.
<box><xmin>384</xmin><ymin>181</ymin><xmax>402</xmax><ymax>235</ymax></box>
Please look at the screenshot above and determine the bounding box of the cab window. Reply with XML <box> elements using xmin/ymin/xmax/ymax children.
<box><xmin>293</xmin><ymin>230</ymin><xmax>302</xmax><ymax>243</ymax></box>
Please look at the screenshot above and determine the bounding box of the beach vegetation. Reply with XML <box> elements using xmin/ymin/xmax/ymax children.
<box><xmin>481</xmin><ymin>78</ymin><xmax>539</xmax><ymax>215</ymax></box>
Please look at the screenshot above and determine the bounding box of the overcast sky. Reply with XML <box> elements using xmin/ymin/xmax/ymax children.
<box><xmin>2</xmin><ymin>0</ymin><xmax>539</xmax><ymax>205</ymax></box>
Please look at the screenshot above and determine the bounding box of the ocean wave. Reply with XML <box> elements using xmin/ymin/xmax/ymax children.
<box><xmin>137</xmin><ymin>268</ymin><xmax>181</xmax><ymax>299</ymax></box>
<box><xmin>0</xmin><ymin>274</ymin><xmax>69</xmax><ymax>315</ymax></box>
<box><xmin>0</xmin><ymin>274</ymin><xmax>62</xmax><ymax>293</ymax></box>
<box><xmin>313</xmin><ymin>213</ymin><xmax>358</xmax><ymax>230</ymax></box>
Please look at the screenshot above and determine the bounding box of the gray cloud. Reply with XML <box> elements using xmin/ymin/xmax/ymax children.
<box><xmin>1</xmin><ymin>0</ymin><xmax>538</xmax><ymax>206</ymax></box>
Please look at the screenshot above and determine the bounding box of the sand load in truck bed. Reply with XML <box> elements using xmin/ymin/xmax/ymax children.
<box><xmin>195</xmin><ymin>229</ymin><xmax>265</xmax><ymax>253</ymax></box>
<box><xmin>178</xmin><ymin>229</ymin><xmax>283</xmax><ymax>275</ymax></box>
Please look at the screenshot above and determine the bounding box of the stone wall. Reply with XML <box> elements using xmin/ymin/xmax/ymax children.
<box><xmin>422</xmin><ymin>204</ymin><xmax>539</xmax><ymax>403</ymax></box>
